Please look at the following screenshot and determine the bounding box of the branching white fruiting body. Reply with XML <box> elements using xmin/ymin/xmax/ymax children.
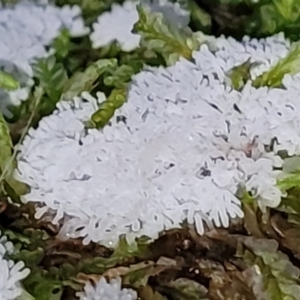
<box><xmin>16</xmin><ymin>35</ymin><xmax>298</xmax><ymax>247</ymax></box>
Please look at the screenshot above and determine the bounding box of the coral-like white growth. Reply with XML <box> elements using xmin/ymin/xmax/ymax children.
<box><xmin>119</xmin><ymin>62</ymin><xmax>285</xmax><ymax>208</ymax></box>
<box><xmin>90</xmin><ymin>0</ymin><xmax>190</xmax><ymax>51</ymax></box>
<box><xmin>16</xmin><ymin>35</ymin><xmax>298</xmax><ymax>248</ymax></box>
<box><xmin>0</xmin><ymin>232</ymin><xmax>30</xmax><ymax>300</ymax></box>
<box><xmin>0</xmin><ymin>0</ymin><xmax>89</xmax><ymax>75</ymax></box>
<box><xmin>193</xmin><ymin>33</ymin><xmax>290</xmax><ymax>81</ymax></box>
<box><xmin>77</xmin><ymin>277</ymin><xmax>137</xmax><ymax>300</ymax></box>
<box><xmin>0</xmin><ymin>0</ymin><xmax>89</xmax><ymax>116</ymax></box>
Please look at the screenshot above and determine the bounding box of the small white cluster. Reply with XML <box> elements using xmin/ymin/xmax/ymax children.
<box><xmin>77</xmin><ymin>277</ymin><xmax>137</xmax><ymax>300</ymax></box>
<box><xmin>0</xmin><ymin>0</ymin><xmax>89</xmax><ymax>75</ymax></box>
<box><xmin>15</xmin><ymin>34</ymin><xmax>298</xmax><ymax>247</ymax></box>
<box><xmin>0</xmin><ymin>0</ymin><xmax>89</xmax><ymax>116</ymax></box>
<box><xmin>90</xmin><ymin>0</ymin><xmax>190</xmax><ymax>51</ymax></box>
<box><xmin>0</xmin><ymin>232</ymin><xmax>30</xmax><ymax>300</ymax></box>
<box><xmin>194</xmin><ymin>33</ymin><xmax>290</xmax><ymax>81</ymax></box>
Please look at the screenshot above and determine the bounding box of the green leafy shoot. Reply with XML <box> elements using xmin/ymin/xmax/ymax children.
<box><xmin>3</xmin><ymin>228</ymin><xmax>50</xmax><ymax>247</ymax></box>
<box><xmin>276</xmin><ymin>190</ymin><xmax>300</xmax><ymax>225</ymax></box>
<box><xmin>277</xmin><ymin>157</ymin><xmax>300</xmax><ymax>219</ymax></box>
<box><xmin>277</xmin><ymin>157</ymin><xmax>300</xmax><ymax>191</ymax></box>
<box><xmin>102</xmin><ymin>48</ymin><xmax>163</xmax><ymax>89</ymax></box>
<box><xmin>186</xmin><ymin>0</ymin><xmax>211</xmax><ymax>33</ymax></box>
<box><xmin>258</xmin><ymin>0</ymin><xmax>300</xmax><ymax>36</ymax></box>
<box><xmin>0</xmin><ymin>70</ymin><xmax>19</xmax><ymax>91</ymax></box>
<box><xmin>278</xmin><ymin>172</ymin><xmax>300</xmax><ymax>192</ymax></box>
<box><xmin>253</xmin><ymin>42</ymin><xmax>300</xmax><ymax>88</ymax></box>
<box><xmin>226</xmin><ymin>59</ymin><xmax>259</xmax><ymax>90</ymax></box>
<box><xmin>78</xmin><ymin>236</ymin><xmax>150</xmax><ymax>274</ymax></box>
<box><xmin>0</xmin><ymin>112</ymin><xmax>27</xmax><ymax>196</ymax></box>
<box><xmin>160</xmin><ymin>278</ymin><xmax>208</xmax><ymax>300</ymax></box>
<box><xmin>61</xmin><ymin>58</ymin><xmax>117</xmax><ymax>100</ymax></box>
<box><xmin>272</xmin><ymin>0</ymin><xmax>300</xmax><ymax>22</ymax></box>
<box><xmin>89</xmin><ymin>88</ymin><xmax>127</xmax><ymax>128</ymax></box>
<box><xmin>32</xmin><ymin>56</ymin><xmax>68</xmax><ymax>103</ymax></box>
<box><xmin>133</xmin><ymin>5</ymin><xmax>201</xmax><ymax>65</ymax></box>
<box><xmin>241</xmin><ymin>238</ymin><xmax>300</xmax><ymax>299</ymax></box>
<box><xmin>0</xmin><ymin>86</ymin><xmax>43</xmax><ymax>198</ymax></box>
<box><xmin>23</xmin><ymin>270</ymin><xmax>63</xmax><ymax>300</ymax></box>
<box><xmin>52</xmin><ymin>29</ymin><xmax>72</xmax><ymax>59</ymax></box>
<box><xmin>103</xmin><ymin>65</ymin><xmax>136</xmax><ymax>88</ymax></box>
